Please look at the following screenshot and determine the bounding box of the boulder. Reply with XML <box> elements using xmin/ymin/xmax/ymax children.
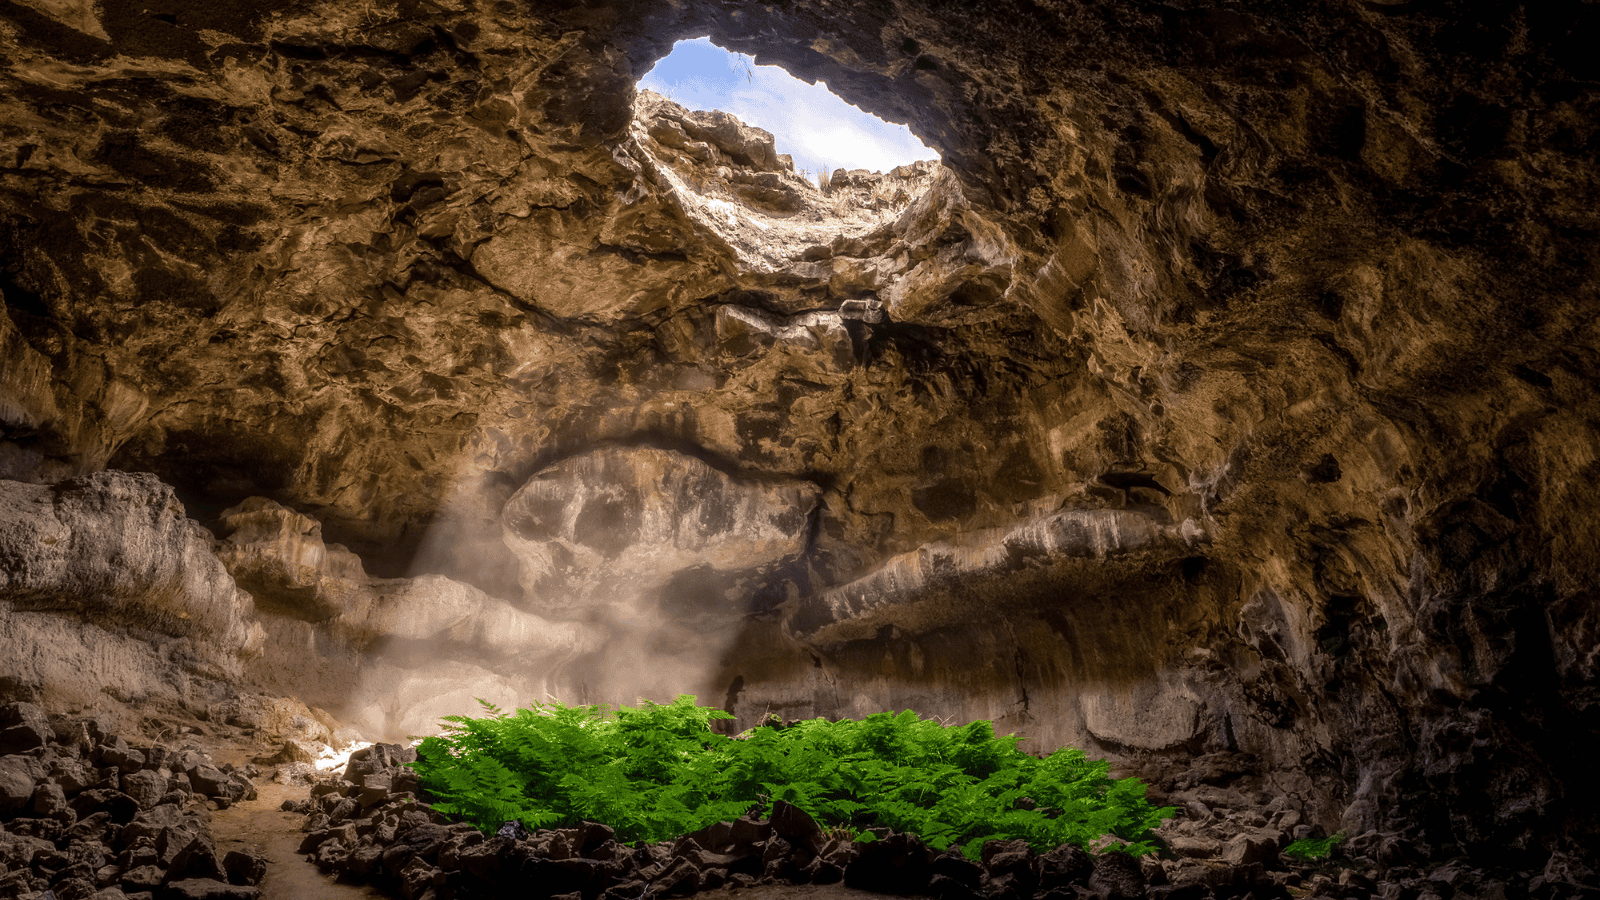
<box><xmin>0</xmin><ymin>754</ymin><xmax>43</xmax><ymax>812</ymax></box>
<box><xmin>168</xmin><ymin>833</ymin><xmax>229</xmax><ymax>883</ymax></box>
<box><xmin>222</xmin><ymin>849</ymin><xmax>268</xmax><ymax>886</ymax></box>
<box><xmin>119</xmin><ymin>770</ymin><xmax>168</xmax><ymax>810</ymax></box>
<box><xmin>98</xmin><ymin>736</ymin><xmax>147</xmax><ymax>771</ymax></box>
<box><xmin>769</xmin><ymin>801</ymin><xmax>825</xmax><ymax>854</ymax></box>
<box><xmin>1221</xmin><ymin>829</ymin><xmax>1281</xmax><ymax>867</ymax></box>
<box><xmin>68</xmin><ymin>789</ymin><xmax>139</xmax><ymax>825</ymax></box>
<box><xmin>843</xmin><ymin>833</ymin><xmax>935</xmax><ymax>894</ymax></box>
<box><xmin>0</xmin><ymin>701</ymin><xmax>53</xmax><ymax>753</ymax></box>
<box><xmin>1088</xmin><ymin>851</ymin><xmax>1146</xmax><ymax>900</ymax></box>
<box><xmin>30</xmin><ymin>781</ymin><xmax>71</xmax><ymax>821</ymax></box>
<box><xmin>1038</xmin><ymin>844</ymin><xmax>1094</xmax><ymax>888</ymax></box>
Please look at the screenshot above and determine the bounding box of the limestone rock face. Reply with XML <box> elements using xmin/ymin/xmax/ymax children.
<box><xmin>502</xmin><ymin>446</ymin><xmax>820</xmax><ymax>612</ymax></box>
<box><xmin>211</xmin><ymin>494</ymin><xmax>601</xmax><ymax>736</ymax></box>
<box><xmin>0</xmin><ymin>472</ymin><xmax>262</xmax><ymax>664</ymax></box>
<box><xmin>0</xmin><ymin>0</ymin><xmax>1597</xmax><ymax>869</ymax></box>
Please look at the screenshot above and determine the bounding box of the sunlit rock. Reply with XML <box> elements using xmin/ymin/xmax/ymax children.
<box><xmin>502</xmin><ymin>445</ymin><xmax>820</xmax><ymax>613</ymax></box>
<box><xmin>0</xmin><ymin>472</ymin><xmax>262</xmax><ymax>664</ymax></box>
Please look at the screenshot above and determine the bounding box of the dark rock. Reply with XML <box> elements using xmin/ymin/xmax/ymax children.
<box><xmin>1088</xmin><ymin>852</ymin><xmax>1147</xmax><ymax>900</ymax></box>
<box><xmin>326</xmin><ymin>797</ymin><xmax>358</xmax><ymax>824</ymax></box>
<box><xmin>810</xmin><ymin>860</ymin><xmax>845</xmax><ymax>885</ymax></box>
<box><xmin>160</xmin><ymin>878</ymin><xmax>261</xmax><ymax>899</ymax></box>
<box><xmin>50</xmin><ymin>759</ymin><xmax>96</xmax><ymax>796</ymax></box>
<box><xmin>123</xmin><ymin>803</ymin><xmax>190</xmax><ymax>846</ymax></box>
<box><xmin>121</xmin><ymin>771</ymin><xmax>168</xmax><ymax>810</ymax></box>
<box><xmin>145</xmin><ymin>746</ymin><xmax>172</xmax><ymax>771</ymax></box>
<box><xmin>186</xmin><ymin>767</ymin><xmax>232</xmax><ymax>799</ymax></box>
<box><xmin>312</xmin><ymin>838</ymin><xmax>349</xmax><ymax>870</ymax></box>
<box><xmin>844</xmin><ymin>833</ymin><xmax>936</xmax><ymax>894</ymax></box>
<box><xmin>0</xmin><ymin>0</ymin><xmax>1597</xmax><ymax>873</ymax></box>
<box><xmin>0</xmin><ymin>869</ymin><xmax>41</xmax><ymax>896</ymax></box>
<box><xmin>0</xmin><ymin>755</ymin><xmax>44</xmax><ymax>812</ymax></box>
<box><xmin>683</xmin><ymin>821</ymin><xmax>734</xmax><ymax>853</ymax></box>
<box><xmin>1039</xmin><ymin>844</ymin><xmax>1095</xmax><ymax>888</ymax></box>
<box><xmin>222</xmin><ymin>850</ymin><xmax>267</xmax><ymax>886</ymax></box>
<box><xmin>398</xmin><ymin>856</ymin><xmax>442</xmax><ymax>899</ymax></box>
<box><xmin>602</xmin><ymin>879</ymin><xmax>648</xmax><ymax>900</ymax></box>
<box><xmin>121</xmin><ymin>865</ymin><xmax>167</xmax><ymax>892</ymax></box>
<box><xmin>31</xmin><ymin>781</ymin><xmax>73</xmax><ymax>821</ymax></box>
<box><xmin>70</xmin><ymin>791</ymin><xmax>141</xmax><ymax>825</ymax></box>
<box><xmin>7</xmin><ymin>816</ymin><xmax>66</xmax><ymax>841</ymax></box>
<box><xmin>456</xmin><ymin>835</ymin><xmax>513</xmax><ymax>880</ymax></box>
<box><xmin>929</xmin><ymin>872</ymin><xmax>982</xmax><ymax>900</ymax></box>
<box><xmin>651</xmin><ymin>857</ymin><xmax>701</xmax><ymax>897</ymax></box>
<box><xmin>51</xmin><ymin>875</ymin><xmax>99</xmax><ymax>900</ymax></box>
<box><xmin>1222</xmin><ymin>829</ymin><xmax>1281</xmax><ymax>866</ymax></box>
<box><xmin>762</xmin><ymin>835</ymin><xmax>792</xmax><ymax>866</ymax></box>
<box><xmin>380</xmin><ymin>822</ymin><xmax>451</xmax><ymax>875</ymax></box>
<box><xmin>168</xmin><ymin>833</ymin><xmax>229</xmax><ymax>883</ymax></box>
<box><xmin>579</xmin><ymin>820</ymin><xmax>616</xmax><ymax>856</ymax></box>
<box><xmin>345</xmin><ymin>842</ymin><xmax>385</xmax><ymax>878</ymax></box>
<box><xmin>0</xmin><ymin>701</ymin><xmax>53</xmax><ymax>753</ymax></box>
<box><xmin>255</xmin><ymin>740</ymin><xmax>319</xmax><ymax>766</ymax></box>
<box><xmin>769</xmin><ymin>801</ymin><xmax>824</xmax><ymax>854</ymax></box>
<box><xmin>933</xmin><ymin>847</ymin><xmax>984</xmax><ymax>889</ymax></box>
<box><xmin>729</xmin><ymin>816</ymin><xmax>772</xmax><ymax>848</ymax></box>
<box><xmin>1147</xmin><ymin>886</ymin><xmax>1210</xmax><ymax>900</ymax></box>
<box><xmin>309</xmin><ymin>782</ymin><xmax>346</xmax><ymax>800</ymax></box>
<box><xmin>97</xmin><ymin>739</ymin><xmax>146</xmax><ymax>772</ymax></box>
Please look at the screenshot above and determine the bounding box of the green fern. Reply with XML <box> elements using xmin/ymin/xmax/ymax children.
<box><xmin>1283</xmin><ymin>831</ymin><xmax>1345</xmax><ymax>861</ymax></box>
<box><xmin>407</xmin><ymin>695</ymin><xmax>1174</xmax><ymax>860</ymax></box>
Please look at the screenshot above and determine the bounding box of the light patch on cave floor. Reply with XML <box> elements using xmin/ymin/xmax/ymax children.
<box><xmin>638</xmin><ymin>36</ymin><xmax>938</xmax><ymax>181</ymax></box>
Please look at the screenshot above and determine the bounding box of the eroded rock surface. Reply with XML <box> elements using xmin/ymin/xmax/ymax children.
<box><xmin>213</xmin><ymin>495</ymin><xmax>601</xmax><ymax>737</ymax></box>
<box><xmin>502</xmin><ymin>445</ymin><xmax>820</xmax><ymax>610</ymax></box>
<box><xmin>0</xmin><ymin>472</ymin><xmax>263</xmax><ymax>669</ymax></box>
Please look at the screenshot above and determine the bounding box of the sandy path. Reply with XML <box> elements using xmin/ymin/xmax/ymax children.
<box><xmin>208</xmin><ymin>779</ymin><xmax>385</xmax><ymax>900</ymax></box>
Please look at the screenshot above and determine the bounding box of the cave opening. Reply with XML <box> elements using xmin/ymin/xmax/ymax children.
<box><xmin>636</xmin><ymin>36</ymin><xmax>939</xmax><ymax>186</ymax></box>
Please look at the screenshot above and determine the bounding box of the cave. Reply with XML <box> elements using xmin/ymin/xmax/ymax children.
<box><xmin>1</xmin><ymin>0</ymin><xmax>1598</xmax><ymax>897</ymax></box>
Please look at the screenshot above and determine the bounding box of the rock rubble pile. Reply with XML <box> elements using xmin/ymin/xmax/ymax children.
<box><xmin>288</xmin><ymin>741</ymin><xmax>1449</xmax><ymax>900</ymax></box>
<box><xmin>0</xmin><ymin>702</ymin><xmax>266</xmax><ymax>900</ymax></box>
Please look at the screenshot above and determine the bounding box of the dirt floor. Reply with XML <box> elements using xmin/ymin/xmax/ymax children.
<box><xmin>209</xmin><ymin>779</ymin><xmax>386</xmax><ymax>900</ymax></box>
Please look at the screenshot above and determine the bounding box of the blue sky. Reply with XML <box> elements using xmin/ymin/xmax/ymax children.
<box><xmin>638</xmin><ymin>37</ymin><xmax>939</xmax><ymax>179</ymax></box>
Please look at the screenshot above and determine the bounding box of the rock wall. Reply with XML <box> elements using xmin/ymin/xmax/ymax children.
<box><xmin>0</xmin><ymin>0</ymin><xmax>1596</xmax><ymax>872</ymax></box>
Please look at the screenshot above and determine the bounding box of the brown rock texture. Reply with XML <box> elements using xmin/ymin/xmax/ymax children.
<box><xmin>0</xmin><ymin>471</ymin><xmax>263</xmax><ymax>666</ymax></box>
<box><xmin>0</xmin><ymin>0</ymin><xmax>1596</xmax><ymax>875</ymax></box>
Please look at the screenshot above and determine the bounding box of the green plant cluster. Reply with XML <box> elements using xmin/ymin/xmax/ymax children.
<box><xmin>408</xmin><ymin>696</ymin><xmax>1174</xmax><ymax>860</ymax></box>
<box><xmin>1282</xmin><ymin>831</ymin><xmax>1345</xmax><ymax>862</ymax></box>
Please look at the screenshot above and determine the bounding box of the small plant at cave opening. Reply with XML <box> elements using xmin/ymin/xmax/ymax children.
<box><xmin>1283</xmin><ymin>831</ymin><xmax>1346</xmax><ymax>862</ymax></box>
<box><xmin>407</xmin><ymin>695</ymin><xmax>1173</xmax><ymax>860</ymax></box>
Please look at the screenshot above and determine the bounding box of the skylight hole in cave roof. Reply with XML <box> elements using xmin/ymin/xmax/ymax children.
<box><xmin>637</xmin><ymin>36</ymin><xmax>940</xmax><ymax>184</ymax></box>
